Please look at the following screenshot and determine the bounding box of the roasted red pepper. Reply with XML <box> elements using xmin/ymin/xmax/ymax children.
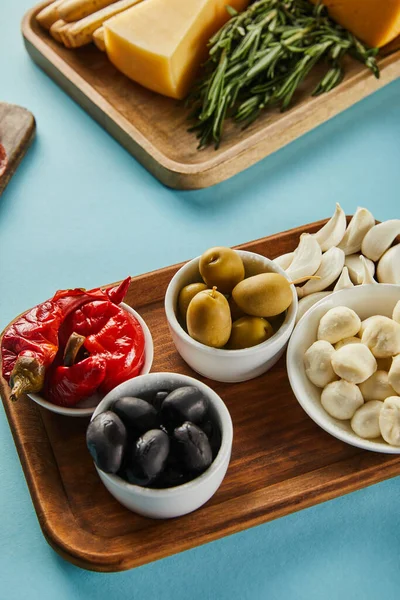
<box><xmin>1</xmin><ymin>277</ymin><xmax>131</xmax><ymax>402</ymax></box>
<box><xmin>45</xmin><ymin>356</ymin><xmax>107</xmax><ymax>408</ymax></box>
<box><xmin>52</xmin><ymin>299</ymin><xmax>146</xmax><ymax>402</ymax></box>
<box><xmin>0</xmin><ymin>142</ymin><xmax>7</xmax><ymax>179</ymax></box>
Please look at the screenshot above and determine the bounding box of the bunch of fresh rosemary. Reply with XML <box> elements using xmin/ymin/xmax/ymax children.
<box><xmin>188</xmin><ymin>0</ymin><xmax>379</xmax><ymax>148</ymax></box>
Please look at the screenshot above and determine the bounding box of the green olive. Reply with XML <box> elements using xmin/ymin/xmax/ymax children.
<box><xmin>187</xmin><ymin>288</ymin><xmax>232</xmax><ymax>348</ymax></box>
<box><xmin>178</xmin><ymin>283</ymin><xmax>207</xmax><ymax>321</ymax></box>
<box><xmin>227</xmin><ymin>316</ymin><xmax>274</xmax><ymax>350</ymax></box>
<box><xmin>232</xmin><ymin>273</ymin><xmax>293</xmax><ymax>317</ymax></box>
<box><xmin>199</xmin><ymin>247</ymin><xmax>245</xmax><ymax>294</ymax></box>
<box><xmin>228</xmin><ymin>295</ymin><xmax>246</xmax><ymax>321</ymax></box>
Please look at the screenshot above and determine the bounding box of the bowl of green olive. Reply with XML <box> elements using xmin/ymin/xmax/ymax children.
<box><xmin>165</xmin><ymin>247</ymin><xmax>298</xmax><ymax>383</ymax></box>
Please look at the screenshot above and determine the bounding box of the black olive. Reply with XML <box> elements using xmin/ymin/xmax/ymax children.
<box><xmin>161</xmin><ymin>386</ymin><xmax>208</xmax><ymax>429</ymax></box>
<box><xmin>173</xmin><ymin>422</ymin><xmax>212</xmax><ymax>474</ymax></box>
<box><xmin>150</xmin><ymin>454</ymin><xmax>190</xmax><ymax>489</ymax></box>
<box><xmin>126</xmin><ymin>429</ymin><xmax>170</xmax><ymax>486</ymax></box>
<box><xmin>86</xmin><ymin>411</ymin><xmax>127</xmax><ymax>474</ymax></box>
<box><xmin>201</xmin><ymin>419</ymin><xmax>222</xmax><ymax>460</ymax></box>
<box><xmin>152</xmin><ymin>389</ymin><xmax>170</xmax><ymax>411</ymax></box>
<box><xmin>113</xmin><ymin>396</ymin><xmax>158</xmax><ymax>433</ymax></box>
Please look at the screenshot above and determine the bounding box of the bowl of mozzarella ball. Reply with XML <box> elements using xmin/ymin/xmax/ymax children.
<box><xmin>287</xmin><ymin>285</ymin><xmax>400</xmax><ymax>453</ymax></box>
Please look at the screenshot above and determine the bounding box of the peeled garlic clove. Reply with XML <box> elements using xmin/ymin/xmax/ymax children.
<box><xmin>337</xmin><ymin>207</ymin><xmax>375</xmax><ymax>255</ymax></box>
<box><xmin>388</xmin><ymin>355</ymin><xmax>400</xmax><ymax>394</ymax></box>
<box><xmin>344</xmin><ymin>254</ymin><xmax>375</xmax><ymax>284</ymax></box>
<box><xmin>379</xmin><ymin>396</ymin><xmax>400</xmax><ymax>446</ymax></box>
<box><xmin>361</xmin><ymin>219</ymin><xmax>400</xmax><ymax>262</ymax></box>
<box><xmin>298</xmin><ymin>247</ymin><xmax>345</xmax><ymax>297</ymax></box>
<box><xmin>321</xmin><ymin>380</ymin><xmax>364</xmax><ymax>420</ymax></box>
<box><xmin>304</xmin><ymin>340</ymin><xmax>337</xmax><ymax>388</ymax></box>
<box><xmin>361</xmin><ymin>316</ymin><xmax>400</xmax><ymax>358</ymax></box>
<box><xmin>333</xmin><ymin>267</ymin><xmax>354</xmax><ymax>291</ymax></box>
<box><xmin>377</xmin><ymin>244</ymin><xmax>400</xmax><ymax>284</ymax></box>
<box><xmin>285</xmin><ymin>234</ymin><xmax>322</xmax><ymax>280</ymax></box>
<box><xmin>335</xmin><ymin>337</ymin><xmax>362</xmax><ymax>350</ymax></box>
<box><xmin>359</xmin><ymin>371</ymin><xmax>397</xmax><ymax>401</ymax></box>
<box><xmin>274</xmin><ymin>252</ymin><xmax>294</xmax><ymax>271</ymax></box>
<box><xmin>313</xmin><ymin>203</ymin><xmax>347</xmax><ymax>252</ymax></box>
<box><xmin>331</xmin><ymin>344</ymin><xmax>377</xmax><ymax>384</ymax></box>
<box><xmin>318</xmin><ymin>306</ymin><xmax>361</xmax><ymax>344</ymax></box>
<box><xmin>296</xmin><ymin>291</ymin><xmax>331</xmax><ymax>324</ymax></box>
<box><xmin>393</xmin><ymin>300</ymin><xmax>400</xmax><ymax>324</ymax></box>
<box><xmin>359</xmin><ymin>255</ymin><xmax>377</xmax><ymax>285</ymax></box>
<box><xmin>351</xmin><ymin>401</ymin><xmax>383</xmax><ymax>439</ymax></box>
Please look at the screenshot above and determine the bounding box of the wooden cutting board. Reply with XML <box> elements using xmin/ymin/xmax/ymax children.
<box><xmin>22</xmin><ymin>2</ymin><xmax>400</xmax><ymax>190</ymax></box>
<box><xmin>0</xmin><ymin>103</ymin><xmax>36</xmax><ymax>195</ymax></box>
<box><xmin>1</xmin><ymin>217</ymin><xmax>400</xmax><ymax>572</ymax></box>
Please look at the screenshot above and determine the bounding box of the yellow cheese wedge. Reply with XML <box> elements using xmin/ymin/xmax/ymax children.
<box><xmin>104</xmin><ymin>0</ymin><xmax>251</xmax><ymax>100</ymax></box>
<box><xmin>311</xmin><ymin>0</ymin><xmax>400</xmax><ymax>48</ymax></box>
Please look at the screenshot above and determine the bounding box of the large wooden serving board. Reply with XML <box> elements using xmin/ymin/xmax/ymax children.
<box><xmin>1</xmin><ymin>218</ymin><xmax>400</xmax><ymax>572</ymax></box>
<box><xmin>23</xmin><ymin>2</ymin><xmax>400</xmax><ymax>190</ymax></box>
<box><xmin>0</xmin><ymin>102</ymin><xmax>35</xmax><ymax>195</ymax></box>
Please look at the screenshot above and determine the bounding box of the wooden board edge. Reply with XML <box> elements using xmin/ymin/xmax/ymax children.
<box><xmin>22</xmin><ymin>2</ymin><xmax>400</xmax><ymax>191</ymax></box>
<box><xmin>0</xmin><ymin>106</ymin><xmax>36</xmax><ymax>196</ymax></box>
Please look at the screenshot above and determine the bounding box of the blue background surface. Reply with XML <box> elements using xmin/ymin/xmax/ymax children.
<box><xmin>1</xmin><ymin>2</ymin><xmax>400</xmax><ymax>598</ymax></box>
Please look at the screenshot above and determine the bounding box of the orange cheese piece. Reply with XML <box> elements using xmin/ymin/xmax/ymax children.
<box><xmin>311</xmin><ymin>0</ymin><xmax>400</xmax><ymax>48</ymax></box>
<box><xmin>104</xmin><ymin>0</ymin><xmax>250</xmax><ymax>99</ymax></box>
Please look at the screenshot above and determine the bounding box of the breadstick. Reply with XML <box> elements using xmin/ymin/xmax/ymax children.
<box><xmin>49</xmin><ymin>19</ymin><xmax>69</xmax><ymax>43</ymax></box>
<box><xmin>36</xmin><ymin>0</ymin><xmax>64</xmax><ymax>30</ymax></box>
<box><xmin>58</xmin><ymin>0</ymin><xmax>117</xmax><ymax>23</ymax></box>
<box><xmin>92</xmin><ymin>26</ymin><xmax>106</xmax><ymax>51</ymax></box>
<box><xmin>64</xmin><ymin>0</ymin><xmax>142</xmax><ymax>48</ymax></box>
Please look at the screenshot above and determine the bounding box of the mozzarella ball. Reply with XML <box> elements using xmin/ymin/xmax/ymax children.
<box><xmin>334</xmin><ymin>337</ymin><xmax>361</xmax><ymax>350</ymax></box>
<box><xmin>351</xmin><ymin>401</ymin><xmax>383</xmax><ymax>439</ymax></box>
<box><xmin>361</xmin><ymin>315</ymin><xmax>400</xmax><ymax>358</ymax></box>
<box><xmin>388</xmin><ymin>355</ymin><xmax>400</xmax><ymax>394</ymax></box>
<box><xmin>321</xmin><ymin>380</ymin><xmax>364</xmax><ymax>420</ymax></box>
<box><xmin>379</xmin><ymin>396</ymin><xmax>400</xmax><ymax>446</ymax></box>
<box><xmin>359</xmin><ymin>371</ymin><xmax>397</xmax><ymax>401</ymax></box>
<box><xmin>331</xmin><ymin>344</ymin><xmax>377</xmax><ymax>384</ymax></box>
<box><xmin>317</xmin><ymin>307</ymin><xmax>361</xmax><ymax>344</ymax></box>
<box><xmin>393</xmin><ymin>300</ymin><xmax>400</xmax><ymax>324</ymax></box>
<box><xmin>304</xmin><ymin>340</ymin><xmax>337</xmax><ymax>388</ymax></box>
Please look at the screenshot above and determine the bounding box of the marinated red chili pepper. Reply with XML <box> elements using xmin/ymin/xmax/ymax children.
<box><xmin>45</xmin><ymin>356</ymin><xmax>107</xmax><ymax>408</ymax></box>
<box><xmin>1</xmin><ymin>277</ymin><xmax>131</xmax><ymax>402</ymax></box>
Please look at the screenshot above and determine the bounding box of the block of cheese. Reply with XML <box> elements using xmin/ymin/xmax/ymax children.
<box><xmin>311</xmin><ymin>0</ymin><xmax>400</xmax><ymax>48</ymax></box>
<box><xmin>104</xmin><ymin>0</ymin><xmax>250</xmax><ymax>99</ymax></box>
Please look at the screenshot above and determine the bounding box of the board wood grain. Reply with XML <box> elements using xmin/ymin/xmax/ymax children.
<box><xmin>22</xmin><ymin>2</ymin><xmax>400</xmax><ymax>190</ymax></box>
<box><xmin>1</xmin><ymin>218</ymin><xmax>400</xmax><ymax>572</ymax></box>
<box><xmin>0</xmin><ymin>103</ymin><xmax>35</xmax><ymax>195</ymax></box>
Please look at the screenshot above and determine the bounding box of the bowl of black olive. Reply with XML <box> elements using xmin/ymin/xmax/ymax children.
<box><xmin>86</xmin><ymin>372</ymin><xmax>233</xmax><ymax>519</ymax></box>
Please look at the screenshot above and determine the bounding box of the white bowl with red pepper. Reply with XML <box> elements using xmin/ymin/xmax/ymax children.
<box><xmin>87</xmin><ymin>372</ymin><xmax>233</xmax><ymax>519</ymax></box>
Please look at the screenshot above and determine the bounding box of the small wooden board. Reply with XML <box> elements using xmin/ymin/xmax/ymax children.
<box><xmin>22</xmin><ymin>2</ymin><xmax>400</xmax><ymax>190</ymax></box>
<box><xmin>0</xmin><ymin>103</ymin><xmax>35</xmax><ymax>195</ymax></box>
<box><xmin>1</xmin><ymin>218</ymin><xmax>400</xmax><ymax>572</ymax></box>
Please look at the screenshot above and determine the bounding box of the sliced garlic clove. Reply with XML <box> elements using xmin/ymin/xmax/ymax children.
<box><xmin>345</xmin><ymin>254</ymin><xmax>375</xmax><ymax>284</ymax></box>
<box><xmin>377</xmin><ymin>244</ymin><xmax>400</xmax><ymax>284</ymax></box>
<box><xmin>285</xmin><ymin>233</ymin><xmax>322</xmax><ymax>280</ymax></box>
<box><xmin>359</xmin><ymin>255</ymin><xmax>377</xmax><ymax>285</ymax></box>
<box><xmin>337</xmin><ymin>207</ymin><xmax>375</xmax><ymax>255</ymax></box>
<box><xmin>295</xmin><ymin>291</ymin><xmax>331</xmax><ymax>324</ymax></box>
<box><xmin>361</xmin><ymin>219</ymin><xmax>400</xmax><ymax>262</ymax></box>
<box><xmin>333</xmin><ymin>267</ymin><xmax>354</xmax><ymax>291</ymax></box>
<box><xmin>274</xmin><ymin>252</ymin><xmax>294</xmax><ymax>270</ymax></box>
<box><xmin>313</xmin><ymin>203</ymin><xmax>347</xmax><ymax>252</ymax></box>
<box><xmin>297</xmin><ymin>247</ymin><xmax>345</xmax><ymax>297</ymax></box>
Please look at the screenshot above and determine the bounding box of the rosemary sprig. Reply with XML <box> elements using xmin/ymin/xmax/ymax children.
<box><xmin>188</xmin><ymin>0</ymin><xmax>380</xmax><ymax>148</ymax></box>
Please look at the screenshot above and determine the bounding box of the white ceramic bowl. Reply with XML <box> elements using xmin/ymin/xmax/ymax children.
<box><xmin>287</xmin><ymin>284</ymin><xmax>400</xmax><ymax>454</ymax></box>
<box><xmin>90</xmin><ymin>372</ymin><xmax>233</xmax><ymax>519</ymax></box>
<box><xmin>28</xmin><ymin>303</ymin><xmax>154</xmax><ymax>417</ymax></box>
<box><xmin>165</xmin><ymin>250</ymin><xmax>298</xmax><ymax>383</ymax></box>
